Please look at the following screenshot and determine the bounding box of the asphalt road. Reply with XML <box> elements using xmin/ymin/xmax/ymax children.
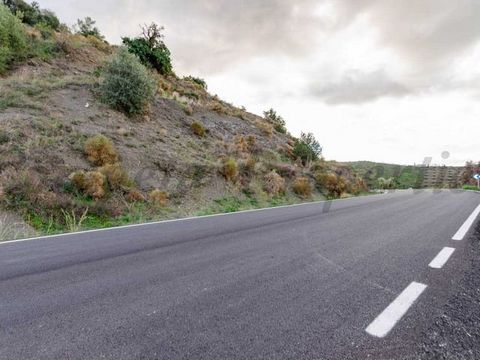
<box><xmin>0</xmin><ymin>190</ymin><xmax>479</xmax><ymax>359</ymax></box>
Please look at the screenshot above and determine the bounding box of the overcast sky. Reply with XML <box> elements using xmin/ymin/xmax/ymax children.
<box><xmin>38</xmin><ymin>0</ymin><xmax>480</xmax><ymax>165</ymax></box>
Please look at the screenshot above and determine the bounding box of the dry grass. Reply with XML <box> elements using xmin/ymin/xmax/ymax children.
<box><xmin>315</xmin><ymin>172</ymin><xmax>346</xmax><ymax>198</ymax></box>
<box><xmin>292</xmin><ymin>177</ymin><xmax>312</xmax><ymax>197</ymax></box>
<box><xmin>70</xmin><ymin>170</ymin><xmax>106</xmax><ymax>199</ymax></box>
<box><xmin>126</xmin><ymin>189</ymin><xmax>145</xmax><ymax>202</ymax></box>
<box><xmin>256</xmin><ymin>121</ymin><xmax>273</xmax><ymax>138</ymax></box>
<box><xmin>98</xmin><ymin>163</ymin><xmax>133</xmax><ymax>190</ymax></box>
<box><xmin>84</xmin><ymin>135</ymin><xmax>119</xmax><ymax>166</ymax></box>
<box><xmin>149</xmin><ymin>189</ymin><xmax>168</xmax><ymax>208</ymax></box>
<box><xmin>221</xmin><ymin>158</ymin><xmax>238</xmax><ymax>183</ymax></box>
<box><xmin>264</xmin><ymin>170</ymin><xmax>285</xmax><ymax>196</ymax></box>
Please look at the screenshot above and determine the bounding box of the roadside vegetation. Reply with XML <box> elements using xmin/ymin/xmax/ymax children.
<box><xmin>2</xmin><ymin>1</ymin><xmax>436</xmax><ymax>239</ymax></box>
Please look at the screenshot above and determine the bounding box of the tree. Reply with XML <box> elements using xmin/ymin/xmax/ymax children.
<box><xmin>263</xmin><ymin>108</ymin><xmax>286</xmax><ymax>134</ymax></box>
<box><xmin>122</xmin><ymin>23</ymin><xmax>172</xmax><ymax>75</ymax></box>
<box><xmin>75</xmin><ymin>17</ymin><xmax>104</xmax><ymax>40</ymax></box>
<box><xmin>2</xmin><ymin>0</ymin><xmax>59</xmax><ymax>29</ymax></box>
<box><xmin>293</xmin><ymin>132</ymin><xmax>322</xmax><ymax>165</ymax></box>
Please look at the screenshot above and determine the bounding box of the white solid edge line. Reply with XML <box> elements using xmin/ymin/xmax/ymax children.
<box><xmin>0</xmin><ymin>191</ymin><xmax>395</xmax><ymax>245</ymax></box>
<box><xmin>452</xmin><ymin>204</ymin><xmax>480</xmax><ymax>240</ymax></box>
<box><xmin>365</xmin><ymin>281</ymin><xmax>427</xmax><ymax>338</ymax></box>
<box><xmin>428</xmin><ymin>247</ymin><xmax>455</xmax><ymax>269</ymax></box>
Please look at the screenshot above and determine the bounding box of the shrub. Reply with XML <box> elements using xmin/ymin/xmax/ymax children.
<box><xmin>264</xmin><ymin>108</ymin><xmax>287</xmax><ymax>134</ymax></box>
<box><xmin>234</xmin><ymin>135</ymin><xmax>249</xmax><ymax>154</ymax></box>
<box><xmin>75</xmin><ymin>17</ymin><xmax>104</xmax><ymax>40</ymax></box>
<box><xmin>293</xmin><ymin>177</ymin><xmax>312</xmax><ymax>197</ymax></box>
<box><xmin>98</xmin><ymin>163</ymin><xmax>133</xmax><ymax>190</ymax></box>
<box><xmin>377</xmin><ymin>177</ymin><xmax>395</xmax><ymax>189</ymax></box>
<box><xmin>3</xmin><ymin>0</ymin><xmax>59</xmax><ymax>29</ymax></box>
<box><xmin>98</xmin><ymin>47</ymin><xmax>156</xmax><ymax>116</ymax></box>
<box><xmin>316</xmin><ymin>172</ymin><xmax>346</xmax><ymax>198</ymax></box>
<box><xmin>149</xmin><ymin>189</ymin><xmax>168</xmax><ymax>207</ymax></box>
<box><xmin>0</xmin><ymin>3</ymin><xmax>29</xmax><ymax>74</ymax></box>
<box><xmin>184</xmin><ymin>76</ymin><xmax>207</xmax><ymax>90</ymax></box>
<box><xmin>126</xmin><ymin>188</ymin><xmax>145</xmax><ymax>202</ymax></box>
<box><xmin>0</xmin><ymin>168</ymin><xmax>42</xmax><ymax>208</ymax></box>
<box><xmin>84</xmin><ymin>135</ymin><xmax>119</xmax><ymax>166</ymax></box>
<box><xmin>191</xmin><ymin>120</ymin><xmax>206</xmax><ymax>137</ymax></box>
<box><xmin>69</xmin><ymin>170</ymin><xmax>106</xmax><ymax>199</ymax></box>
<box><xmin>293</xmin><ymin>132</ymin><xmax>322</xmax><ymax>165</ymax></box>
<box><xmin>257</xmin><ymin>121</ymin><xmax>273</xmax><ymax>138</ymax></box>
<box><xmin>122</xmin><ymin>23</ymin><xmax>172</xmax><ymax>75</ymax></box>
<box><xmin>264</xmin><ymin>171</ymin><xmax>285</xmax><ymax>196</ymax></box>
<box><xmin>222</xmin><ymin>158</ymin><xmax>238</xmax><ymax>183</ymax></box>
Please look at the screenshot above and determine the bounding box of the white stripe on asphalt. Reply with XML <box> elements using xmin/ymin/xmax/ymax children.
<box><xmin>365</xmin><ymin>282</ymin><xmax>427</xmax><ymax>338</ymax></box>
<box><xmin>428</xmin><ymin>247</ymin><xmax>455</xmax><ymax>269</ymax></box>
<box><xmin>452</xmin><ymin>204</ymin><xmax>480</xmax><ymax>240</ymax></box>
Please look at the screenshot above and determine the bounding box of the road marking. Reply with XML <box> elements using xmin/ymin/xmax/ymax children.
<box><xmin>428</xmin><ymin>247</ymin><xmax>455</xmax><ymax>269</ymax></box>
<box><xmin>452</xmin><ymin>204</ymin><xmax>480</xmax><ymax>240</ymax></box>
<box><xmin>366</xmin><ymin>282</ymin><xmax>427</xmax><ymax>338</ymax></box>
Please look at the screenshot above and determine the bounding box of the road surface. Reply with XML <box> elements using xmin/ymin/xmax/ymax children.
<box><xmin>0</xmin><ymin>189</ymin><xmax>479</xmax><ymax>359</ymax></box>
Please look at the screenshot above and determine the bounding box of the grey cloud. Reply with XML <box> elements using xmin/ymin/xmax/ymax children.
<box><xmin>38</xmin><ymin>0</ymin><xmax>480</xmax><ymax>103</ymax></box>
<box><xmin>309</xmin><ymin>70</ymin><xmax>410</xmax><ymax>104</ymax></box>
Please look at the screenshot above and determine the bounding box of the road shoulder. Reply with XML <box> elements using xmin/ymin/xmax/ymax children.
<box><xmin>418</xmin><ymin>222</ymin><xmax>480</xmax><ymax>359</ymax></box>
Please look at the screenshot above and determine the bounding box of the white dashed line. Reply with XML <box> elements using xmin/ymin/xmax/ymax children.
<box><xmin>366</xmin><ymin>282</ymin><xmax>427</xmax><ymax>338</ymax></box>
<box><xmin>428</xmin><ymin>247</ymin><xmax>455</xmax><ymax>269</ymax></box>
<box><xmin>452</xmin><ymin>204</ymin><xmax>480</xmax><ymax>240</ymax></box>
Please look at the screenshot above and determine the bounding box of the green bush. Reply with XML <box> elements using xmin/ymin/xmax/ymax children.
<box><xmin>184</xmin><ymin>76</ymin><xmax>207</xmax><ymax>90</ymax></box>
<box><xmin>191</xmin><ymin>120</ymin><xmax>206</xmax><ymax>137</ymax></box>
<box><xmin>98</xmin><ymin>48</ymin><xmax>156</xmax><ymax>116</ymax></box>
<box><xmin>0</xmin><ymin>3</ymin><xmax>28</xmax><ymax>74</ymax></box>
<box><xmin>293</xmin><ymin>132</ymin><xmax>322</xmax><ymax>165</ymax></box>
<box><xmin>75</xmin><ymin>17</ymin><xmax>104</xmax><ymax>40</ymax></box>
<box><xmin>122</xmin><ymin>23</ymin><xmax>172</xmax><ymax>75</ymax></box>
<box><xmin>2</xmin><ymin>0</ymin><xmax>59</xmax><ymax>29</ymax></box>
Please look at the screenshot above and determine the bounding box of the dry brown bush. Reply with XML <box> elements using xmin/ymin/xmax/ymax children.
<box><xmin>315</xmin><ymin>172</ymin><xmax>346</xmax><ymax>198</ymax></box>
<box><xmin>149</xmin><ymin>189</ymin><xmax>168</xmax><ymax>207</ymax></box>
<box><xmin>126</xmin><ymin>189</ymin><xmax>145</xmax><ymax>202</ymax></box>
<box><xmin>221</xmin><ymin>158</ymin><xmax>238</xmax><ymax>183</ymax></box>
<box><xmin>234</xmin><ymin>135</ymin><xmax>249</xmax><ymax>154</ymax></box>
<box><xmin>70</xmin><ymin>171</ymin><xmax>106</xmax><ymax>199</ymax></box>
<box><xmin>98</xmin><ymin>163</ymin><xmax>133</xmax><ymax>190</ymax></box>
<box><xmin>256</xmin><ymin>121</ymin><xmax>273</xmax><ymax>138</ymax></box>
<box><xmin>264</xmin><ymin>171</ymin><xmax>285</xmax><ymax>196</ymax></box>
<box><xmin>292</xmin><ymin>177</ymin><xmax>312</xmax><ymax>197</ymax></box>
<box><xmin>84</xmin><ymin>135</ymin><xmax>118</xmax><ymax>166</ymax></box>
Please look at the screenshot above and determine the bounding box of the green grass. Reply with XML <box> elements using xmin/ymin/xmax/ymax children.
<box><xmin>463</xmin><ymin>185</ymin><xmax>479</xmax><ymax>191</ymax></box>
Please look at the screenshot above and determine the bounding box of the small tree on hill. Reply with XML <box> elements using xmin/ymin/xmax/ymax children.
<box><xmin>122</xmin><ymin>23</ymin><xmax>172</xmax><ymax>75</ymax></box>
<box><xmin>75</xmin><ymin>17</ymin><xmax>104</xmax><ymax>40</ymax></box>
<box><xmin>293</xmin><ymin>132</ymin><xmax>322</xmax><ymax>165</ymax></box>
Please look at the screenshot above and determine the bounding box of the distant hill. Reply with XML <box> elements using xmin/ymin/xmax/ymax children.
<box><xmin>345</xmin><ymin>161</ymin><xmax>466</xmax><ymax>189</ymax></box>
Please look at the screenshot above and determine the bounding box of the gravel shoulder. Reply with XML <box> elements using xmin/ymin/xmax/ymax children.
<box><xmin>418</xmin><ymin>221</ymin><xmax>480</xmax><ymax>359</ymax></box>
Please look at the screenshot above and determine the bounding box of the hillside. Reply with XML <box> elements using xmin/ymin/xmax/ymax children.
<box><xmin>0</xmin><ymin>3</ymin><xmax>369</xmax><ymax>239</ymax></box>
<box><xmin>345</xmin><ymin>161</ymin><xmax>425</xmax><ymax>189</ymax></box>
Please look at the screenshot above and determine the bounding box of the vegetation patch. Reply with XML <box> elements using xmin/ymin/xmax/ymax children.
<box><xmin>97</xmin><ymin>48</ymin><xmax>156</xmax><ymax>116</ymax></box>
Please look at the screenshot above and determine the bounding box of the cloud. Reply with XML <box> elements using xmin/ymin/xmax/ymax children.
<box><xmin>309</xmin><ymin>70</ymin><xmax>410</xmax><ymax>104</ymax></box>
